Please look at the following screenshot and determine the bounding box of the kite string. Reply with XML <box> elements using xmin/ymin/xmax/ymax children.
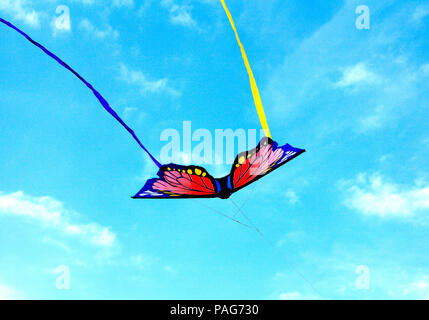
<box><xmin>220</xmin><ymin>0</ymin><xmax>272</xmax><ymax>139</ymax></box>
<box><xmin>232</xmin><ymin>184</ymin><xmax>257</xmax><ymax>218</ymax></box>
<box><xmin>192</xmin><ymin>199</ymin><xmax>258</xmax><ymax>231</ymax></box>
<box><xmin>0</xmin><ymin>17</ymin><xmax>162</xmax><ymax>169</ymax></box>
<box><xmin>229</xmin><ymin>198</ymin><xmax>325</xmax><ymax>299</ymax></box>
<box><xmin>193</xmin><ymin>196</ymin><xmax>325</xmax><ymax>298</ymax></box>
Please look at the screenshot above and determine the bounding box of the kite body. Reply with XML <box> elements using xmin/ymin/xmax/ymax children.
<box><xmin>133</xmin><ymin>137</ymin><xmax>305</xmax><ymax>199</ymax></box>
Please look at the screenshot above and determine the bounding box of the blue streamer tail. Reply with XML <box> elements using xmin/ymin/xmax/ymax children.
<box><xmin>0</xmin><ymin>17</ymin><xmax>162</xmax><ymax>168</ymax></box>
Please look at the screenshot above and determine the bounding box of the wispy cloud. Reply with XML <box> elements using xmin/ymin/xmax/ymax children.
<box><xmin>0</xmin><ymin>191</ymin><xmax>116</xmax><ymax>247</ymax></box>
<box><xmin>41</xmin><ymin>236</ymin><xmax>72</xmax><ymax>252</ymax></box>
<box><xmin>0</xmin><ymin>282</ymin><xmax>22</xmax><ymax>300</ymax></box>
<box><xmin>0</xmin><ymin>0</ymin><xmax>40</xmax><ymax>28</ymax></box>
<box><xmin>79</xmin><ymin>18</ymin><xmax>119</xmax><ymax>40</ymax></box>
<box><xmin>335</xmin><ymin>63</ymin><xmax>381</xmax><ymax>88</ymax></box>
<box><xmin>70</xmin><ymin>0</ymin><xmax>135</xmax><ymax>9</ymax></box>
<box><xmin>274</xmin><ymin>242</ymin><xmax>429</xmax><ymax>299</ymax></box>
<box><xmin>278</xmin><ymin>291</ymin><xmax>303</xmax><ymax>300</ymax></box>
<box><xmin>129</xmin><ymin>254</ymin><xmax>157</xmax><ymax>269</ymax></box>
<box><xmin>358</xmin><ymin>104</ymin><xmax>385</xmax><ymax>132</ymax></box>
<box><xmin>119</xmin><ymin>63</ymin><xmax>180</xmax><ymax>96</ymax></box>
<box><xmin>413</xmin><ymin>4</ymin><xmax>429</xmax><ymax>22</ymax></box>
<box><xmin>69</xmin><ymin>0</ymin><xmax>96</xmax><ymax>5</ymax></box>
<box><xmin>122</xmin><ymin>107</ymin><xmax>139</xmax><ymax>120</ymax></box>
<box><xmin>161</xmin><ymin>0</ymin><xmax>196</xmax><ymax>27</ymax></box>
<box><xmin>402</xmin><ymin>277</ymin><xmax>429</xmax><ymax>299</ymax></box>
<box><xmin>276</xmin><ymin>231</ymin><xmax>305</xmax><ymax>248</ymax></box>
<box><xmin>284</xmin><ymin>189</ymin><xmax>299</xmax><ymax>205</ymax></box>
<box><xmin>341</xmin><ymin>173</ymin><xmax>429</xmax><ymax>218</ymax></box>
<box><xmin>163</xmin><ymin>265</ymin><xmax>176</xmax><ymax>274</ymax></box>
<box><xmin>112</xmin><ymin>0</ymin><xmax>134</xmax><ymax>8</ymax></box>
<box><xmin>136</xmin><ymin>154</ymin><xmax>159</xmax><ymax>182</ymax></box>
<box><xmin>419</xmin><ymin>63</ymin><xmax>429</xmax><ymax>76</ymax></box>
<box><xmin>264</xmin><ymin>1</ymin><xmax>428</xmax><ymax>136</ymax></box>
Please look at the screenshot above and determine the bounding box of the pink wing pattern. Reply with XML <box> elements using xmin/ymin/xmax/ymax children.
<box><xmin>133</xmin><ymin>165</ymin><xmax>218</xmax><ymax>198</ymax></box>
<box><xmin>231</xmin><ymin>138</ymin><xmax>285</xmax><ymax>190</ymax></box>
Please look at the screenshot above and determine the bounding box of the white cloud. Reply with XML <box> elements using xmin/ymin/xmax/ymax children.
<box><xmin>129</xmin><ymin>254</ymin><xmax>156</xmax><ymax>268</ymax></box>
<box><xmin>41</xmin><ymin>236</ymin><xmax>71</xmax><ymax>252</ymax></box>
<box><xmin>341</xmin><ymin>173</ymin><xmax>429</xmax><ymax>218</ymax></box>
<box><xmin>0</xmin><ymin>191</ymin><xmax>116</xmax><ymax>247</ymax></box>
<box><xmin>69</xmin><ymin>0</ymin><xmax>135</xmax><ymax>8</ymax></box>
<box><xmin>264</xmin><ymin>1</ymin><xmax>427</xmax><ymax>136</ymax></box>
<box><xmin>122</xmin><ymin>106</ymin><xmax>146</xmax><ymax>125</ymax></box>
<box><xmin>0</xmin><ymin>283</ymin><xmax>21</xmax><ymax>300</ymax></box>
<box><xmin>161</xmin><ymin>0</ymin><xmax>196</xmax><ymax>27</ymax></box>
<box><xmin>112</xmin><ymin>0</ymin><xmax>134</xmax><ymax>8</ymax></box>
<box><xmin>276</xmin><ymin>231</ymin><xmax>305</xmax><ymax>248</ymax></box>
<box><xmin>278</xmin><ymin>291</ymin><xmax>302</xmax><ymax>300</ymax></box>
<box><xmin>69</xmin><ymin>0</ymin><xmax>95</xmax><ymax>4</ymax></box>
<box><xmin>413</xmin><ymin>5</ymin><xmax>429</xmax><ymax>22</ymax></box>
<box><xmin>403</xmin><ymin>278</ymin><xmax>429</xmax><ymax>300</ymax></box>
<box><xmin>79</xmin><ymin>18</ymin><xmax>119</xmax><ymax>40</ymax></box>
<box><xmin>358</xmin><ymin>105</ymin><xmax>385</xmax><ymax>132</ymax></box>
<box><xmin>119</xmin><ymin>63</ymin><xmax>180</xmax><ymax>96</ymax></box>
<box><xmin>284</xmin><ymin>189</ymin><xmax>299</xmax><ymax>205</ymax></box>
<box><xmin>137</xmin><ymin>153</ymin><xmax>160</xmax><ymax>182</ymax></box>
<box><xmin>335</xmin><ymin>63</ymin><xmax>381</xmax><ymax>88</ymax></box>
<box><xmin>163</xmin><ymin>265</ymin><xmax>176</xmax><ymax>273</ymax></box>
<box><xmin>0</xmin><ymin>0</ymin><xmax>40</xmax><ymax>28</ymax></box>
<box><xmin>122</xmin><ymin>107</ymin><xmax>137</xmax><ymax>119</ymax></box>
<box><xmin>419</xmin><ymin>63</ymin><xmax>429</xmax><ymax>76</ymax></box>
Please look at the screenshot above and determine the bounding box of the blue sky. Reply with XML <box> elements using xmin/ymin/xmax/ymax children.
<box><xmin>1</xmin><ymin>0</ymin><xmax>429</xmax><ymax>299</ymax></box>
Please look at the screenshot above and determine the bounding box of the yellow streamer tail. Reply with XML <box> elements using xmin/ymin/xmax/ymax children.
<box><xmin>220</xmin><ymin>0</ymin><xmax>271</xmax><ymax>138</ymax></box>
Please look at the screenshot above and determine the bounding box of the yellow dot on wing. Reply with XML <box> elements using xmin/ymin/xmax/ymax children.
<box><xmin>187</xmin><ymin>169</ymin><xmax>193</xmax><ymax>174</ymax></box>
<box><xmin>202</xmin><ymin>172</ymin><xmax>207</xmax><ymax>177</ymax></box>
<box><xmin>238</xmin><ymin>156</ymin><xmax>245</xmax><ymax>164</ymax></box>
<box><xmin>195</xmin><ymin>168</ymin><xmax>202</xmax><ymax>175</ymax></box>
<box><xmin>236</xmin><ymin>164</ymin><xmax>240</xmax><ymax>168</ymax></box>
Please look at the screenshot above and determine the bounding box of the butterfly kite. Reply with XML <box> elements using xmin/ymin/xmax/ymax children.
<box><xmin>0</xmin><ymin>0</ymin><xmax>305</xmax><ymax>200</ymax></box>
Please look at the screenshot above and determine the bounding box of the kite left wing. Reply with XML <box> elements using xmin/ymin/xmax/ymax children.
<box><xmin>133</xmin><ymin>164</ymin><xmax>219</xmax><ymax>198</ymax></box>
